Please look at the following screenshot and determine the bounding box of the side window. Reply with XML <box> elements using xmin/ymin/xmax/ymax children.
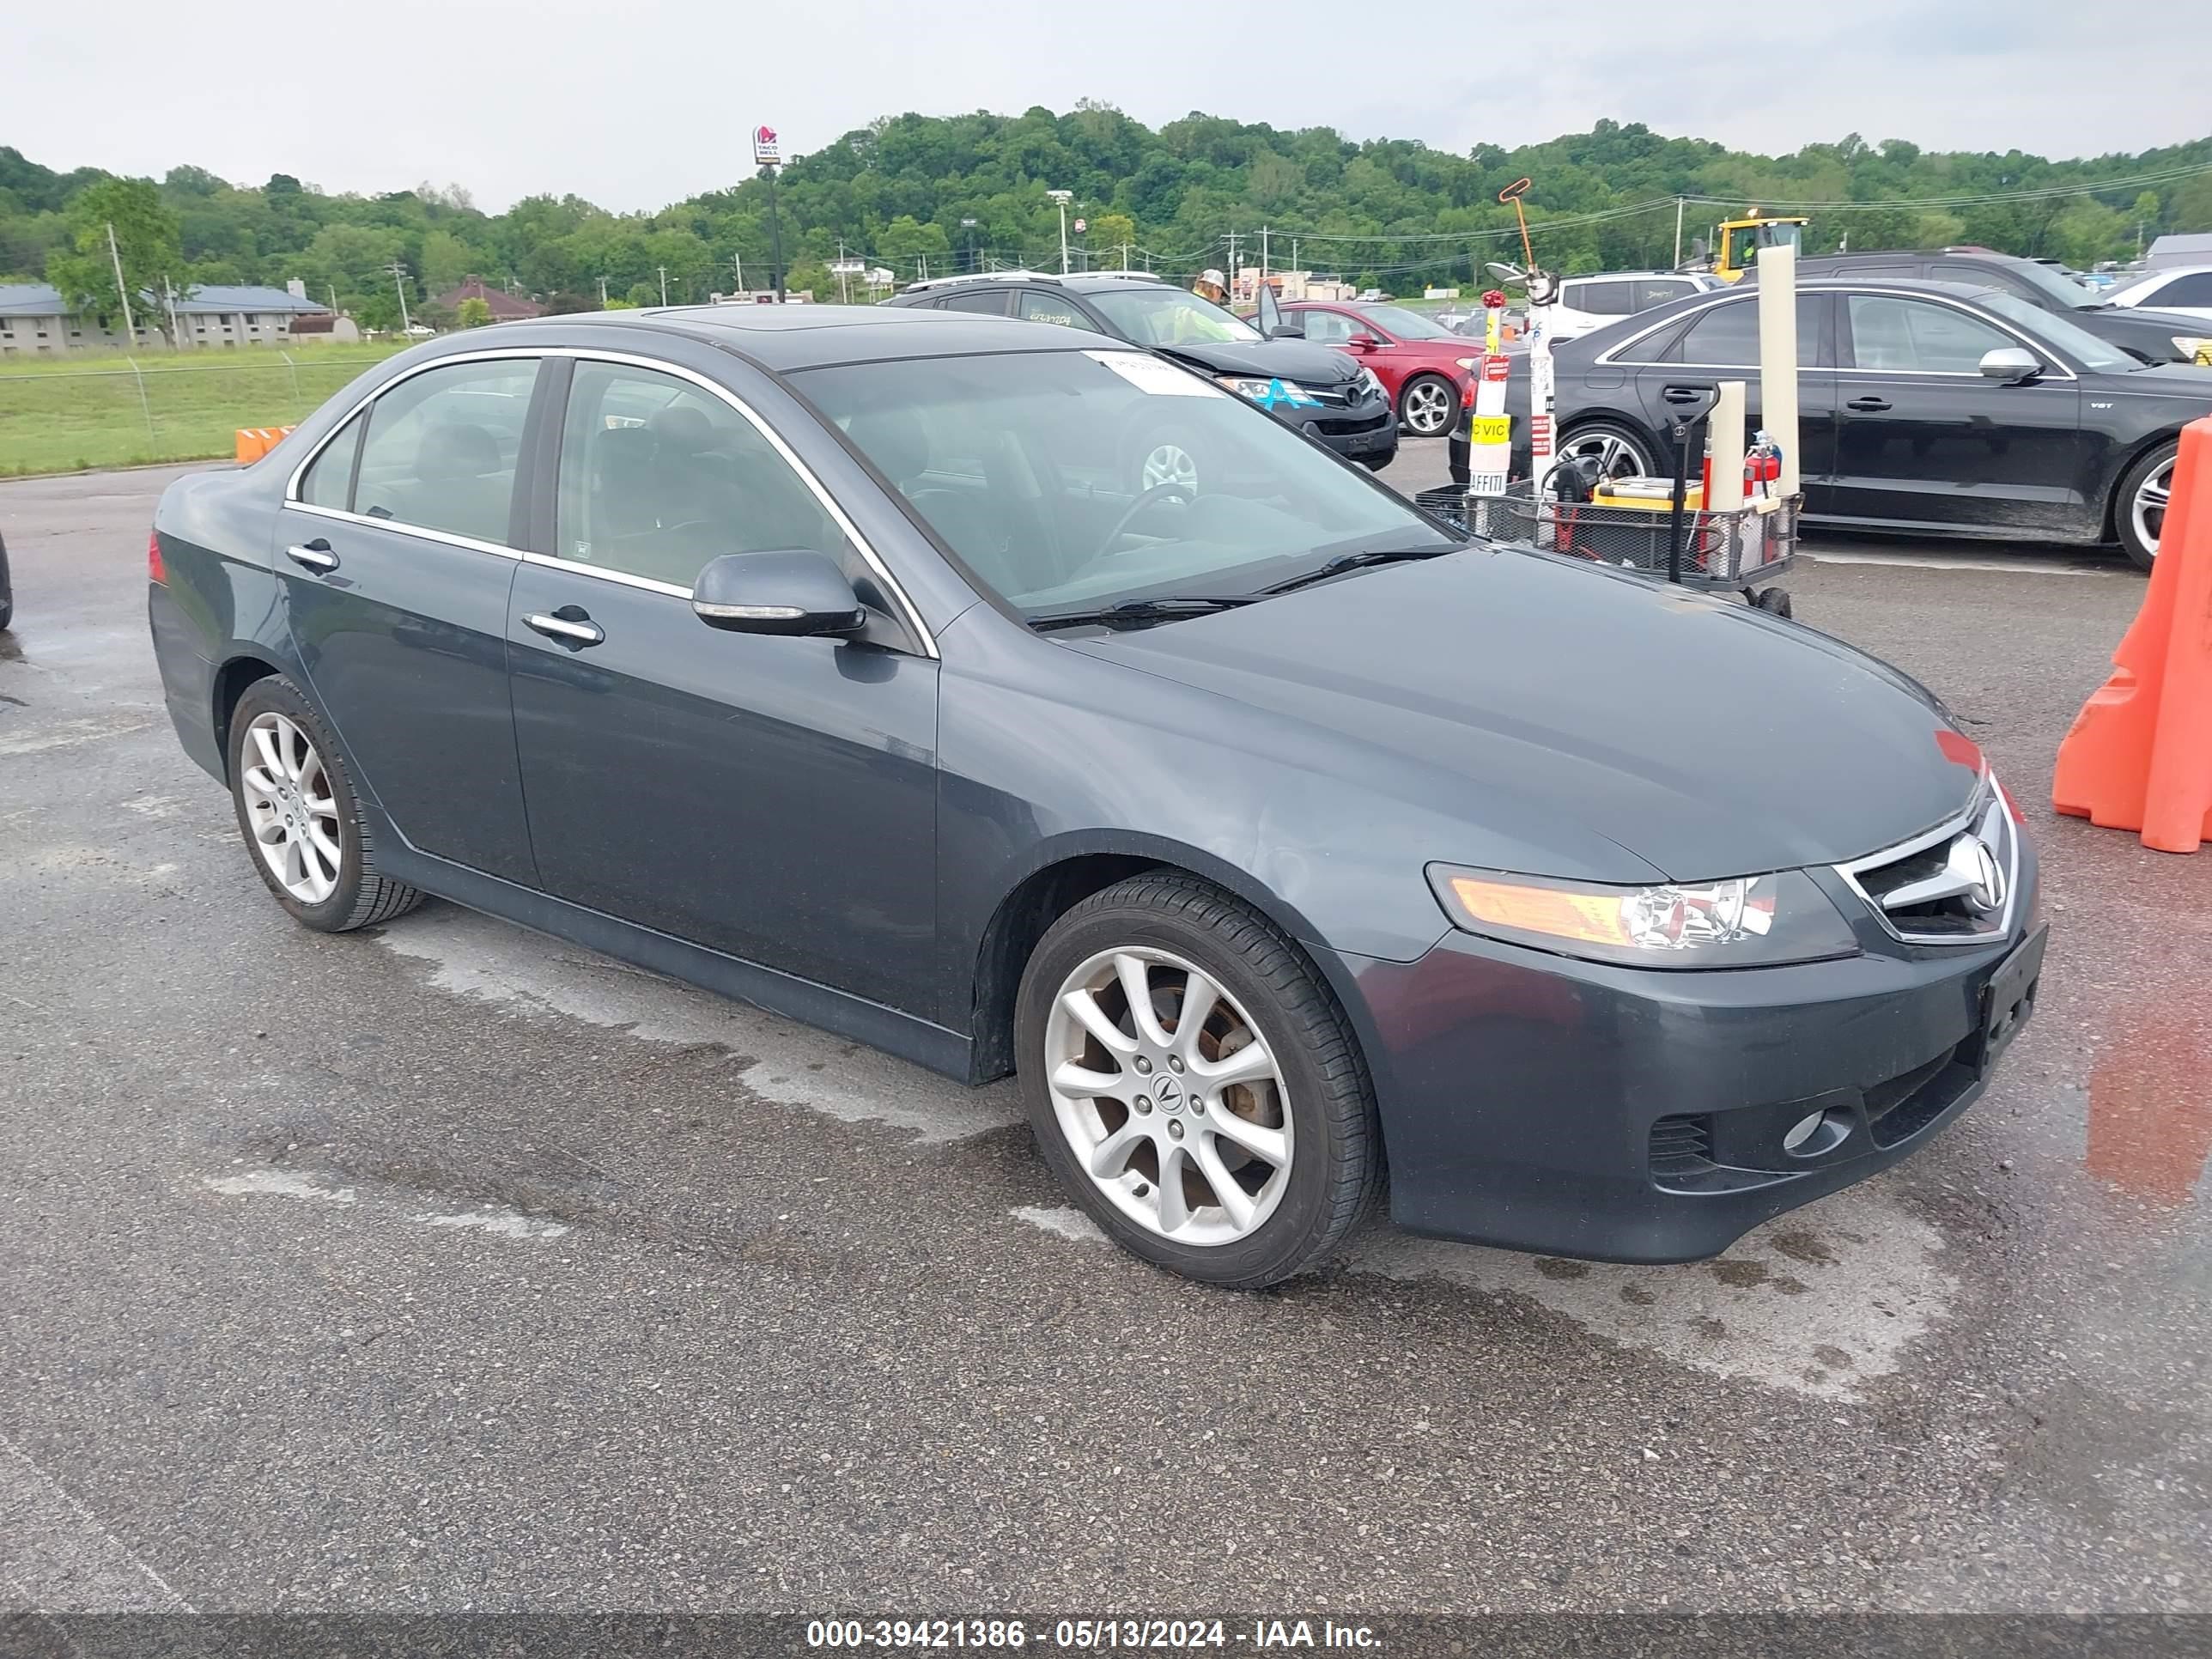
<box><xmin>2156</xmin><ymin>272</ymin><xmax>2212</xmax><ymax>307</ymax></box>
<box><xmin>556</xmin><ymin>362</ymin><xmax>854</xmax><ymax>593</ymax></box>
<box><xmin>1846</xmin><ymin>295</ymin><xmax>2011</xmax><ymax>373</ymax></box>
<box><xmin>1670</xmin><ymin>295</ymin><xmax>1822</xmax><ymax>366</ymax></box>
<box><xmin>1572</xmin><ymin>281</ymin><xmax>1635</xmax><ymax>317</ymax></box>
<box><xmin>1016</xmin><ymin>291</ymin><xmax>1102</xmax><ymax>331</ymax></box>
<box><xmin>353</xmin><ymin>359</ymin><xmax>538</xmax><ymax>544</ymax></box>
<box><xmin>1298</xmin><ymin>309</ymin><xmax>1355</xmax><ymax>344</ymax></box>
<box><xmin>296</xmin><ymin>409</ymin><xmax>365</xmax><ymax>509</ymax></box>
<box><xmin>1632</xmin><ymin>280</ymin><xmax>1697</xmax><ymax>312</ymax></box>
<box><xmin>938</xmin><ymin>290</ymin><xmax>1011</xmax><ymax>315</ymax></box>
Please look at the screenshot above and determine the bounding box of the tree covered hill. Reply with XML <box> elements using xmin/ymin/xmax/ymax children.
<box><xmin>5</xmin><ymin>108</ymin><xmax>2209</xmax><ymax>329</ymax></box>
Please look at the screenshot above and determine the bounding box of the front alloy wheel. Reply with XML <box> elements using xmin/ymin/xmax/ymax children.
<box><xmin>2132</xmin><ymin>453</ymin><xmax>2172</xmax><ymax>564</ymax></box>
<box><xmin>1016</xmin><ymin>872</ymin><xmax>1381</xmax><ymax>1288</ymax></box>
<box><xmin>1044</xmin><ymin>946</ymin><xmax>1293</xmax><ymax>1245</ymax></box>
<box><xmin>1139</xmin><ymin>441</ymin><xmax>1200</xmax><ymax>493</ymax></box>
<box><xmin>1399</xmin><ymin>374</ymin><xmax>1457</xmax><ymax>437</ymax></box>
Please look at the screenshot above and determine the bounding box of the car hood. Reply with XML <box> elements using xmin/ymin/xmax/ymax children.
<box><xmin>1155</xmin><ymin>338</ymin><xmax>1363</xmax><ymax>386</ymax></box>
<box><xmin>2075</xmin><ymin>305</ymin><xmax>2212</xmax><ymax>358</ymax></box>
<box><xmin>1071</xmin><ymin>548</ymin><xmax>1979</xmax><ymax>884</ymax></box>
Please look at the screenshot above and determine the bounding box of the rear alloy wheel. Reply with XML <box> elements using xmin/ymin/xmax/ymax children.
<box><xmin>228</xmin><ymin>675</ymin><xmax>422</xmax><ymax>933</ymax></box>
<box><xmin>2117</xmin><ymin>441</ymin><xmax>2177</xmax><ymax>572</ymax></box>
<box><xmin>1398</xmin><ymin>374</ymin><xmax>1458</xmax><ymax>438</ymax></box>
<box><xmin>1558</xmin><ymin>421</ymin><xmax>1656</xmax><ymax>484</ymax></box>
<box><xmin>1016</xmin><ymin>872</ymin><xmax>1380</xmax><ymax>1288</ymax></box>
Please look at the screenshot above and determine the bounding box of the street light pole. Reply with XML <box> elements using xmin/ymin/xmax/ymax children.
<box><xmin>1048</xmin><ymin>190</ymin><xmax>1073</xmax><ymax>274</ymax></box>
<box><xmin>961</xmin><ymin>218</ymin><xmax>978</xmax><ymax>273</ymax></box>
<box><xmin>658</xmin><ymin>265</ymin><xmax>669</xmax><ymax>306</ymax></box>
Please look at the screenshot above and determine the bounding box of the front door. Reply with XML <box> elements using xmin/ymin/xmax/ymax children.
<box><xmin>505</xmin><ymin>357</ymin><xmax>939</xmax><ymax>1012</ymax></box>
<box><xmin>1830</xmin><ymin>291</ymin><xmax>2088</xmax><ymax>536</ymax></box>
<box><xmin>275</xmin><ymin>355</ymin><xmax>542</xmax><ymax>884</ymax></box>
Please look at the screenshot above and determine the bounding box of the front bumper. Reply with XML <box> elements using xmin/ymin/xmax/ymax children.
<box><xmin>1282</xmin><ymin>405</ymin><xmax>1398</xmax><ymax>468</ymax></box>
<box><xmin>1337</xmin><ymin>858</ymin><xmax>2043</xmax><ymax>1262</ymax></box>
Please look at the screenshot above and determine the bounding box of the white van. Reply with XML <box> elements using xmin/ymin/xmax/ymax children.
<box><xmin>1551</xmin><ymin>272</ymin><xmax>1718</xmax><ymax>341</ymax></box>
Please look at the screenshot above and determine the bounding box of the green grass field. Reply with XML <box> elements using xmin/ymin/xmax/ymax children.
<box><xmin>0</xmin><ymin>342</ymin><xmax>412</xmax><ymax>477</ymax></box>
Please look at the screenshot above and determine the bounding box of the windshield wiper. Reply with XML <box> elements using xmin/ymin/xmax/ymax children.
<box><xmin>1260</xmin><ymin>544</ymin><xmax>1460</xmax><ymax>596</ymax></box>
<box><xmin>1028</xmin><ymin>594</ymin><xmax>1260</xmax><ymax>633</ymax></box>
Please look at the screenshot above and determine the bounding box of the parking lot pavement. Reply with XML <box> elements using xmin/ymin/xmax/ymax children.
<box><xmin>3</xmin><ymin>462</ymin><xmax>2208</xmax><ymax>1614</ymax></box>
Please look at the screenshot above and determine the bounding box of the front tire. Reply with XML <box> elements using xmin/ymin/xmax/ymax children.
<box><xmin>1397</xmin><ymin>373</ymin><xmax>1457</xmax><ymax>438</ymax></box>
<box><xmin>2115</xmin><ymin>441</ymin><xmax>2176</xmax><ymax>572</ymax></box>
<box><xmin>228</xmin><ymin>675</ymin><xmax>422</xmax><ymax>933</ymax></box>
<box><xmin>1015</xmin><ymin>872</ymin><xmax>1381</xmax><ymax>1289</ymax></box>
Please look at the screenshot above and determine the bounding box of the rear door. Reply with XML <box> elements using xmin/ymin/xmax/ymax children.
<box><xmin>274</xmin><ymin>354</ymin><xmax>543</xmax><ymax>884</ymax></box>
<box><xmin>1830</xmin><ymin>290</ymin><xmax>2088</xmax><ymax>536</ymax></box>
<box><xmin>504</xmin><ymin>353</ymin><xmax>940</xmax><ymax>1011</ymax></box>
<box><xmin>1630</xmin><ymin>293</ymin><xmax>1836</xmax><ymax>504</ymax></box>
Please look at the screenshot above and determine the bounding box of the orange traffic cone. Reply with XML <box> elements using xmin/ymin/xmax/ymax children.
<box><xmin>2052</xmin><ymin>417</ymin><xmax>2212</xmax><ymax>852</ymax></box>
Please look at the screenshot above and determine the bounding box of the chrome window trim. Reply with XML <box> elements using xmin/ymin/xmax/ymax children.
<box><xmin>283</xmin><ymin>499</ymin><xmax>519</xmax><ymax>562</ymax></box>
<box><xmin>1591</xmin><ymin>286</ymin><xmax>2081</xmax><ymax>380</ymax></box>
<box><xmin>282</xmin><ymin>344</ymin><xmax>939</xmax><ymax>659</ymax></box>
<box><xmin>1833</xmin><ymin>773</ymin><xmax>2021</xmax><ymax>946</ymax></box>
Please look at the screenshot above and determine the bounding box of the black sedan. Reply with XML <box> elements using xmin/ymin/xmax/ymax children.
<box><xmin>149</xmin><ymin>304</ymin><xmax>2042</xmax><ymax>1286</ymax></box>
<box><xmin>0</xmin><ymin>527</ymin><xmax>11</xmax><ymax>630</ymax></box>
<box><xmin>1457</xmin><ymin>278</ymin><xmax>2202</xmax><ymax>568</ymax></box>
<box><xmin>884</xmin><ymin>271</ymin><xmax>1398</xmax><ymax>481</ymax></box>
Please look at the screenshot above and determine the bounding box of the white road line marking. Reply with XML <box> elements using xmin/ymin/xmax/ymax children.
<box><xmin>0</xmin><ymin>1437</ymin><xmax>193</xmax><ymax>1612</ymax></box>
<box><xmin>0</xmin><ymin>715</ymin><xmax>155</xmax><ymax>756</ymax></box>
<box><xmin>202</xmin><ymin>1170</ymin><xmax>355</xmax><ymax>1203</ymax></box>
<box><xmin>1012</xmin><ymin>1204</ymin><xmax>1106</xmax><ymax>1243</ymax></box>
<box><xmin>418</xmin><ymin>1208</ymin><xmax>572</xmax><ymax>1241</ymax></box>
<box><xmin>1804</xmin><ymin>549</ymin><xmax>2116</xmax><ymax>575</ymax></box>
<box><xmin>377</xmin><ymin>907</ymin><xmax>1020</xmax><ymax>1144</ymax></box>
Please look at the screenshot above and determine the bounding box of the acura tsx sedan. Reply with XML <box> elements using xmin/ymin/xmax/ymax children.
<box><xmin>149</xmin><ymin>304</ymin><xmax>2045</xmax><ymax>1287</ymax></box>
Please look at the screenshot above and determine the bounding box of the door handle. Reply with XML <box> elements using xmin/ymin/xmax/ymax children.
<box><xmin>284</xmin><ymin>539</ymin><xmax>338</xmax><ymax>574</ymax></box>
<box><xmin>1846</xmin><ymin>397</ymin><xmax>1893</xmax><ymax>413</ymax></box>
<box><xmin>525</xmin><ymin>611</ymin><xmax>605</xmax><ymax>647</ymax></box>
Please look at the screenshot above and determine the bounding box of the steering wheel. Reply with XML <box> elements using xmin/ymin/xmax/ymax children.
<box><xmin>1096</xmin><ymin>483</ymin><xmax>1194</xmax><ymax>558</ymax></box>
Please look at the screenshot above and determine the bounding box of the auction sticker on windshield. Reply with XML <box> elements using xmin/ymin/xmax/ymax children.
<box><xmin>1085</xmin><ymin>350</ymin><xmax>1225</xmax><ymax>397</ymax></box>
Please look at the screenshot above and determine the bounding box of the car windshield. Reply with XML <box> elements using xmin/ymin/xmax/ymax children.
<box><xmin>2005</xmin><ymin>257</ymin><xmax>2101</xmax><ymax>311</ymax></box>
<box><xmin>1088</xmin><ymin>286</ymin><xmax>1262</xmax><ymax>346</ymax></box>
<box><xmin>1357</xmin><ymin>305</ymin><xmax>1458</xmax><ymax>341</ymax></box>
<box><xmin>797</xmin><ymin>349</ymin><xmax>1459</xmax><ymax>618</ymax></box>
<box><xmin>1977</xmin><ymin>291</ymin><xmax>2137</xmax><ymax>371</ymax></box>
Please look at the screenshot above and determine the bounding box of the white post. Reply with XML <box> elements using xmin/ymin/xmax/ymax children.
<box><xmin>658</xmin><ymin>265</ymin><xmax>669</xmax><ymax>305</ymax></box>
<box><xmin>1674</xmin><ymin>198</ymin><xmax>1685</xmax><ymax>270</ymax></box>
<box><xmin>1707</xmin><ymin>381</ymin><xmax>1747</xmax><ymax>511</ymax></box>
<box><xmin>1755</xmin><ymin>240</ymin><xmax>1800</xmax><ymax>499</ymax></box>
<box><xmin>106</xmin><ymin>222</ymin><xmax>137</xmax><ymax>343</ymax></box>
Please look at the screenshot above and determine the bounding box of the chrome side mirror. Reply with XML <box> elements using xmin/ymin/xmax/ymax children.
<box><xmin>1978</xmin><ymin>346</ymin><xmax>2043</xmax><ymax>383</ymax></box>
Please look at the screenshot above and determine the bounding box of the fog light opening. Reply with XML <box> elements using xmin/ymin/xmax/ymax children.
<box><xmin>1784</xmin><ymin>1108</ymin><xmax>1853</xmax><ymax>1158</ymax></box>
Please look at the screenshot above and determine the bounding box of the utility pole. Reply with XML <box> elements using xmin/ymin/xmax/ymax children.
<box><xmin>1048</xmin><ymin>190</ymin><xmax>1073</xmax><ymax>274</ymax></box>
<box><xmin>1119</xmin><ymin>241</ymin><xmax>1129</xmax><ymax>271</ymax></box>
<box><xmin>327</xmin><ymin>283</ymin><xmax>337</xmax><ymax>313</ymax></box>
<box><xmin>385</xmin><ymin>259</ymin><xmax>410</xmax><ymax>332</ymax></box>
<box><xmin>597</xmin><ymin>275</ymin><xmax>609</xmax><ymax>307</ymax></box>
<box><xmin>106</xmin><ymin>222</ymin><xmax>138</xmax><ymax>344</ymax></box>
<box><xmin>836</xmin><ymin>241</ymin><xmax>849</xmax><ymax>304</ymax></box>
<box><xmin>732</xmin><ymin>252</ymin><xmax>744</xmax><ymax>294</ymax></box>
<box><xmin>657</xmin><ymin>265</ymin><xmax>669</xmax><ymax>306</ymax></box>
<box><xmin>1227</xmin><ymin>230</ymin><xmax>1239</xmax><ymax>293</ymax></box>
<box><xmin>1291</xmin><ymin>238</ymin><xmax>1299</xmax><ymax>276</ymax></box>
<box><xmin>961</xmin><ymin>218</ymin><xmax>979</xmax><ymax>272</ymax></box>
<box><xmin>1674</xmin><ymin>198</ymin><xmax>1685</xmax><ymax>270</ymax></box>
<box><xmin>161</xmin><ymin>274</ymin><xmax>180</xmax><ymax>348</ymax></box>
<box><xmin>1261</xmin><ymin>225</ymin><xmax>1269</xmax><ymax>304</ymax></box>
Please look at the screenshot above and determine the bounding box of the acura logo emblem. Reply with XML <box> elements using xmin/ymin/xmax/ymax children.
<box><xmin>1155</xmin><ymin>1077</ymin><xmax>1183</xmax><ymax>1111</ymax></box>
<box><xmin>1947</xmin><ymin>832</ymin><xmax>2006</xmax><ymax>915</ymax></box>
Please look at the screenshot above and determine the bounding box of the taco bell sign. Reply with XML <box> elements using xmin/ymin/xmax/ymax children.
<box><xmin>752</xmin><ymin>125</ymin><xmax>781</xmax><ymax>167</ymax></box>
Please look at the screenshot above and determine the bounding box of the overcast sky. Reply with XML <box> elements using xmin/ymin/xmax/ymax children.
<box><xmin>9</xmin><ymin>0</ymin><xmax>2209</xmax><ymax>213</ymax></box>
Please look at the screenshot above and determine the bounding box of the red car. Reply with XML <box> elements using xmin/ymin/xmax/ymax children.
<box><xmin>1275</xmin><ymin>302</ymin><xmax>1478</xmax><ymax>438</ymax></box>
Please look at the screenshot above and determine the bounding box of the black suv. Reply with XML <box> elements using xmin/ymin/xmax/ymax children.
<box><xmin>1759</xmin><ymin>251</ymin><xmax>2211</xmax><ymax>366</ymax></box>
<box><xmin>884</xmin><ymin>272</ymin><xmax>1398</xmax><ymax>485</ymax></box>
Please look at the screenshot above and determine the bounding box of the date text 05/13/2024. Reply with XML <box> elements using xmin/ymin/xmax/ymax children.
<box><xmin>804</xmin><ymin>1619</ymin><xmax>1382</xmax><ymax>1650</ymax></box>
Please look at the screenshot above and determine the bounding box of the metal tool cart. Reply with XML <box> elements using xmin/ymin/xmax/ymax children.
<box><xmin>1419</xmin><ymin>384</ymin><xmax>1798</xmax><ymax>616</ymax></box>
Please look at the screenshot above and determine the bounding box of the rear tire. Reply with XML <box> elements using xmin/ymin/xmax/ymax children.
<box><xmin>228</xmin><ymin>675</ymin><xmax>422</xmax><ymax>933</ymax></box>
<box><xmin>1015</xmin><ymin>872</ymin><xmax>1381</xmax><ymax>1289</ymax></box>
<box><xmin>1558</xmin><ymin>419</ymin><xmax>1656</xmax><ymax>483</ymax></box>
<box><xmin>2115</xmin><ymin>440</ymin><xmax>2177</xmax><ymax>572</ymax></box>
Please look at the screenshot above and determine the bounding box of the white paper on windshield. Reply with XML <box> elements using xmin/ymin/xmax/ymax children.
<box><xmin>1084</xmin><ymin>349</ymin><xmax>1225</xmax><ymax>398</ymax></box>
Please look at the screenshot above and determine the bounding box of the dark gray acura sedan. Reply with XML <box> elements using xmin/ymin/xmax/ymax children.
<box><xmin>149</xmin><ymin>304</ymin><xmax>2045</xmax><ymax>1287</ymax></box>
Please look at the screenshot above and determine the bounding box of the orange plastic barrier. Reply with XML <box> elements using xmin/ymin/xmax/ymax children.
<box><xmin>234</xmin><ymin>426</ymin><xmax>294</xmax><ymax>463</ymax></box>
<box><xmin>2052</xmin><ymin>417</ymin><xmax>2212</xmax><ymax>852</ymax></box>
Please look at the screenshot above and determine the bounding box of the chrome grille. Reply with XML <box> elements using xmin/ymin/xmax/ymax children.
<box><xmin>1837</xmin><ymin>783</ymin><xmax>2019</xmax><ymax>945</ymax></box>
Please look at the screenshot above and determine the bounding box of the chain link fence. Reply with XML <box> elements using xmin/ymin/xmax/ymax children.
<box><xmin>0</xmin><ymin>345</ymin><xmax>408</xmax><ymax>477</ymax></box>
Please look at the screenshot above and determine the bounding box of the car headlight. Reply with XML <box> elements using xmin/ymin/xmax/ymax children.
<box><xmin>1216</xmin><ymin>376</ymin><xmax>1277</xmax><ymax>399</ymax></box>
<box><xmin>1455</xmin><ymin>357</ymin><xmax>1481</xmax><ymax>370</ymax></box>
<box><xmin>2174</xmin><ymin>335</ymin><xmax>2212</xmax><ymax>363</ymax></box>
<box><xmin>1426</xmin><ymin>864</ymin><xmax>1859</xmax><ymax>969</ymax></box>
<box><xmin>1358</xmin><ymin>367</ymin><xmax>1383</xmax><ymax>396</ymax></box>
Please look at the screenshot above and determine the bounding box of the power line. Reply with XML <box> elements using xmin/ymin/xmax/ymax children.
<box><xmin>1674</xmin><ymin>159</ymin><xmax>2212</xmax><ymax>212</ymax></box>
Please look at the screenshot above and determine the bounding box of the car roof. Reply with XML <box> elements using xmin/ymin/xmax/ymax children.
<box><xmin>495</xmin><ymin>302</ymin><xmax>1091</xmax><ymax>371</ymax></box>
